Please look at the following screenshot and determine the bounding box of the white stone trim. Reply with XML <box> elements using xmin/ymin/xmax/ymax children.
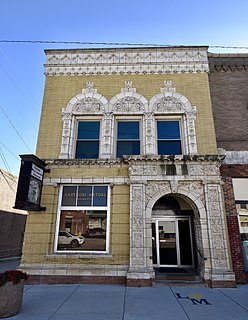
<box><xmin>224</xmin><ymin>151</ymin><xmax>248</xmax><ymax>164</ymax></box>
<box><xmin>20</xmin><ymin>263</ymin><xmax>128</xmax><ymax>277</ymax></box>
<box><xmin>59</xmin><ymin>82</ymin><xmax>108</xmax><ymax>159</ymax></box>
<box><xmin>59</xmin><ymin>81</ymin><xmax>198</xmax><ymax>159</ymax></box>
<box><xmin>43</xmin><ymin>177</ymin><xmax>129</xmax><ymax>185</ymax></box>
<box><xmin>45</xmin><ymin>47</ymin><xmax>209</xmax><ymax>75</ymax></box>
<box><xmin>149</xmin><ymin>81</ymin><xmax>197</xmax><ymax>155</ymax></box>
<box><xmin>109</xmin><ymin>81</ymin><xmax>149</xmax><ymax>114</ymax></box>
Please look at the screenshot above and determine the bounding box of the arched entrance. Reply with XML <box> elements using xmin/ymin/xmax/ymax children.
<box><xmin>151</xmin><ymin>195</ymin><xmax>196</xmax><ymax>270</ymax></box>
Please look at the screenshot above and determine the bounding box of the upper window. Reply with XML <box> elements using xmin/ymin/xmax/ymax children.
<box><xmin>157</xmin><ymin>120</ymin><xmax>182</xmax><ymax>155</ymax></box>
<box><xmin>117</xmin><ymin>121</ymin><xmax>140</xmax><ymax>157</ymax></box>
<box><xmin>75</xmin><ymin>121</ymin><xmax>100</xmax><ymax>159</ymax></box>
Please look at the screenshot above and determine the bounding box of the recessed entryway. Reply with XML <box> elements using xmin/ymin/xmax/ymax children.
<box><xmin>151</xmin><ymin>195</ymin><xmax>196</xmax><ymax>271</ymax></box>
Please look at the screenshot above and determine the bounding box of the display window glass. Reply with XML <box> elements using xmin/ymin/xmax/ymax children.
<box><xmin>55</xmin><ymin>185</ymin><xmax>109</xmax><ymax>253</ymax></box>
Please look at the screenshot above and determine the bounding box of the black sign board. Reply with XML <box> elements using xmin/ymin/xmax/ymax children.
<box><xmin>14</xmin><ymin>154</ymin><xmax>47</xmax><ymax>211</ymax></box>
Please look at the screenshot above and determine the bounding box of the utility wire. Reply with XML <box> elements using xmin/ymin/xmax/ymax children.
<box><xmin>0</xmin><ymin>39</ymin><xmax>248</xmax><ymax>49</ymax></box>
<box><xmin>0</xmin><ymin>146</ymin><xmax>12</xmax><ymax>174</ymax></box>
<box><xmin>0</xmin><ymin>49</ymin><xmax>40</xmax><ymax>121</ymax></box>
<box><xmin>0</xmin><ymin>140</ymin><xmax>20</xmax><ymax>161</ymax></box>
<box><xmin>0</xmin><ymin>105</ymin><xmax>32</xmax><ymax>152</ymax></box>
<box><xmin>0</xmin><ymin>169</ymin><xmax>16</xmax><ymax>192</ymax></box>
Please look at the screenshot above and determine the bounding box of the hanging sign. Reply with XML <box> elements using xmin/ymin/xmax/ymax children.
<box><xmin>14</xmin><ymin>154</ymin><xmax>47</xmax><ymax>211</ymax></box>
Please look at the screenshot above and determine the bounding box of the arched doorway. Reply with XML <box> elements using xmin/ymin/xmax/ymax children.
<box><xmin>151</xmin><ymin>195</ymin><xmax>196</xmax><ymax>270</ymax></box>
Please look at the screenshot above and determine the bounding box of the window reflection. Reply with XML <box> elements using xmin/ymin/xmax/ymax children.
<box><xmin>57</xmin><ymin>210</ymin><xmax>107</xmax><ymax>251</ymax></box>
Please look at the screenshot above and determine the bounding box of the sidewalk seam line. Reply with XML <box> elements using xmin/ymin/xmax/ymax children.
<box><xmin>218</xmin><ymin>288</ymin><xmax>248</xmax><ymax>313</ymax></box>
<box><xmin>47</xmin><ymin>285</ymin><xmax>80</xmax><ymax>320</ymax></box>
<box><xmin>169</xmin><ymin>286</ymin><xmax>191</xmax><ymax>320</ymax></box>
<box><xmin>122</xmin><ymin>286</ymin><xmax>127</xmax><ymax>320</ymax></box>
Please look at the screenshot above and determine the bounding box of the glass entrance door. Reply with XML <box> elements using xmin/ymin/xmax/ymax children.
<box><xmin>158</xmin><ymin>221</ymin><xmax>177</xmax><ymax>265</ymax></box>
<box><xmin>153</xmin><ymin>218</ymin><xmax>194</xmax><ymax>268</ymax></box>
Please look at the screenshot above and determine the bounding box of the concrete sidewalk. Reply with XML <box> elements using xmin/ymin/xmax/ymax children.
<box><xmin>1</xmin><ymin>259</ymin><xmax>248</xmax><ymax>319</ymax></box>
<box><xmin>7</xmin><ymin>283</ymin><xmax>248</xmax><ymax>320</ymax></box>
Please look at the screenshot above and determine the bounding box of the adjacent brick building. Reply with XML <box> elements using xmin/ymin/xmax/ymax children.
<box><xmin>0</xmin><ymin>169</ymin><xmax>27</xmax><ymax>258</ymax></box>
<box><xmin>209</xmin><ymin>54</ymin><xmax>248</xmax><ymax>283</ymax></box>
<box><xmin>20</xmin><ymin>47</ymin><xmax>236</xmax><ymax>287</ymax></box>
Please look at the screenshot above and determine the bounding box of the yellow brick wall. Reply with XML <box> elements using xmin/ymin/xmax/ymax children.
<box><xmin>47</xmin><ymin>166</ymin><xmax>128</xmax><ymax>179</ymax></box>
<box><xmin>36</xmin><ymin>73</ymin><xmax>217</xmax><ymax>158</ymax></box>
<box><xmin>22</xmin><ymin>183</ymin><xmax>130</xmax><ymax>266</ymax></box>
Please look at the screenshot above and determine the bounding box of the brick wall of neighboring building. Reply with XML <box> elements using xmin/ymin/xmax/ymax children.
<box><xmin>0</xmin><ymin>169</ymin><xmax>27</xmax><ymax>258</ymax></box>
<box><xmin>220</xmin><ymin>165</ymin><xmax>248</xmax><ymax>282</ymax></box>
<box><xmin>0</xmin><ymin>210</ymin><xmax>27</xmax><ymax>258</ymax></box>
<box><xmin>209</xmin><ymin>54</ymin><xmax>248</xmax><ymax>283</ymax></box>
<box><xmin>0</xmin><ymin>169</ymin><xmax>24</xmax><ymax>214</ymax></box>
<box><xmin>208</xmin><ymin>54</ymin><xmax>248</xmax><ymax>151</ymax></box>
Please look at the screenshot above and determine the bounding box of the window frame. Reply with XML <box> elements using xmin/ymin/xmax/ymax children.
<box><xmin>54</xmin><ymin>184</ymin><xmax>110</xmax><ymax>254</ymax></box>
<box><xmin>155</xmin><ymin>117</ymin><xmax>183</xmax><ymax>156</ymax></box>
<box><xmin>115</xmin><ymin>117</ymin><xmax>142</xmax><ymax>158</ymax></box>
<box><xmin>74</xmin><ymin>119</ymin><xmax>101</xmax><ymax>159</ymax></box>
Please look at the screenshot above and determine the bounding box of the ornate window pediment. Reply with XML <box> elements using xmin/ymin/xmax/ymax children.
<box><xmin>149</xmin><ymin>81</ymin><xmax>196</xmax><ymax>117</ymax></box>
<box><xmin>109</xmin><ymin>81</ymin><xmax>148</xmax><ymax>114</ymax></box>
<box><xmin>148</xmin><ymin>81</ymin><xmax>197</xmax><ymax>155</ymax></box>
<box><xmin>72</xmin><ymin>97</ymin><xmax>104</xmax><ymax>113</ymax></box>
<box><xmin>59</xmin><ymin>80</ymin><xmax>198</xmax><ymax>159</ymax></box>
<box><xmin>62</xmin><ymin>82</ymin><xmax>107</xmax><ymax>119</ymax></box>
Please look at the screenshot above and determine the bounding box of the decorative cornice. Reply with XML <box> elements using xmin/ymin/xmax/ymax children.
<box><xmin>44</xmin><ymin>47</ymin><xmax>209</xmax><ymax>76</ymax></box>
<box><xmin>43</xmin><ymin>154</ymin><xmax>225</xmax><ymax>168</ymax></box>
<box><xmin>123</xmin><ymin>154</ymin><xmax>225</xmax><ymax>162</ymax></box>
<box><xmin>44</xmin><ymin>158</ymin><xmax>127</xmax><ymax>166</ymax></box>
<box><xmin>208</xmin><ymin>54</ymin><xmax>248</xmax><ymax>73</ymax></box>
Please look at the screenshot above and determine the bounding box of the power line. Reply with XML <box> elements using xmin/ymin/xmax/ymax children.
<box><xmin>0</xmin><ymin>49</ymin><xmax>40</xmax><ymax>121</ymax></box>
<box><xmin>0</xmin><ymin>146</ymin><xmax>12</xmax><ymax>174</ymax></box>
<box><xmin>0</xmin><ymin>169</ymin><xmax>16</xmax><ymax>192</ymax></box>
<box><xmin>0</xmin><ymin>140</ymin><xmax>19</xmax><ymax>161</ymax></box>
<box><xmin>0</xmin><ymin>105</ymin><xmax>32</xmax><ymax>153</ymax></box>
<box><xmin>0</xmin><ymin>39</ymin><xmax>248</xmax><ymax>49</ymax></box>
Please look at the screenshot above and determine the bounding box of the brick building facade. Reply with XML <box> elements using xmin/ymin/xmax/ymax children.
<box><xmin>20</xmin><ymin>47</ymin><xmax>236</xmax><ymax>287</ymax></box>
<box><xmin>209</xmin><ymin>54</ymin><xmax>248</xmax><ymax>283</ymax></box>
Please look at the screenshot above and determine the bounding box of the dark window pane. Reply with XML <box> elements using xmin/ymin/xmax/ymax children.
<box><xmin>62</xmin><ymin>186</ymin><xmax>77</xmax><ymax>206</ymax></box>
<box><xmin>157</xmin><ymin>121</ymin><xmax>180</xmax><ymax>139</ymax></box>
<box><xmin>93</xmin><ymin>186</ymin><xmax>108</xmax><ymax>206</ymax></box>
<box><xmin>178</xmin><ymin>220</ymin><xmax>193</xmax><ymax>265</ymax></box>
<box><xmin>76</xmin><ymin>141</ymin><xmax>99</xmax><ymax>159</ymax></box>
<box><xmin>77</xmin><ymin>186</ymin><xmax>92</xmax><ymax>206</ymax></box>
<box><xmin>118</xmin><ymin>122</ymin><xmax>139</xmax><ymax>139</ymax></box>
<box><xmin>77</xmin><ymin>122</ymin><xmax>100</xmax><ymax>139</ymax></box>
<box><xmin>117</xmin><ymin>141</ymin><xmax>140</xmax><ymax>157</ymax></box>
<box><xmin>158</xmin><ymin>141</ymin><xmax>182</xmax><ymax>155</ymax></box>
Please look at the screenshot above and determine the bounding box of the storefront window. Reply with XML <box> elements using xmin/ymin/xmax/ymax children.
<box><xmin>56</xmin><ymin>185</ymin><xmax>109</xmax><ymax>253</ymax></box>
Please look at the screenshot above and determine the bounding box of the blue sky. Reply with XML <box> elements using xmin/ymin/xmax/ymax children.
<box><xmin>1</xmin><ymin>0</ymin><xmax>248</xmax><ymax>176</ymax></box>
